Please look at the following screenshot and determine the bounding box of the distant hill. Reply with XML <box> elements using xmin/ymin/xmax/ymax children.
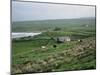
<box><xmin>12</xmin><ymin>17</ymin><xmax>96</xmax><ymax>32</ymax></box>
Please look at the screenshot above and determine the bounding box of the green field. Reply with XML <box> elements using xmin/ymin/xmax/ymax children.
<box><xmin>12</xmin><ymin>18</ymin><xmax>96</xmax><ymax>74</ymax></box>
<box><xmin>12</xmin><ymin>17</ymin><xmax>95</xmax><ymax>32</ymax></box>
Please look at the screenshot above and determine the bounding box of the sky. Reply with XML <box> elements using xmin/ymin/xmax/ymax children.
<box><xmin>12</xmin><ymin>1</ymin><xmax>95</xmax><ymax>21</ymax></box>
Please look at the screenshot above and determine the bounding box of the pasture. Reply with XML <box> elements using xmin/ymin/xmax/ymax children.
<box><xmin>12</xmin><ymin>18</ymin><xmax>96</xmax><ymax>74</ymax></box>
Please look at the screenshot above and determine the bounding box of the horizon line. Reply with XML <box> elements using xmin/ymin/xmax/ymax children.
<box><xmin>12</xmin><ymin>17</ymin><xmax>95</xmax><ymax>22</ymax></box>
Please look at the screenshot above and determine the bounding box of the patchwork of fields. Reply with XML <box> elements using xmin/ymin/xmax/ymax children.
<box><xmin>12</xmin><ymin>18</ymin><xmax>96</xmax><ymax>74</ymax></box>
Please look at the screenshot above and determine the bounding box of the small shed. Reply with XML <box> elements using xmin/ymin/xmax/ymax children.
<box><xmin>54</xmin><ymin>36</ymin><xmax>71</xmax><ymax>43</ymax></box>
<box><xmin>58</xmin><ymin>36</ymin><xmax>71</xmax><ymax>42</ymax></box>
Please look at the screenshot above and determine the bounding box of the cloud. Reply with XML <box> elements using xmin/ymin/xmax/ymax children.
<box><xmin>12</xmin><ymin>1</ymin><xmax>95</xmax><ymax>21</ymax></box>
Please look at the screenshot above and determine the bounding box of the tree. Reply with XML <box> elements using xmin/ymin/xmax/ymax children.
<box><xmin>53</xmin><ymin>27</ymin><xmax>61</xmax><ymax>31</ymax></box>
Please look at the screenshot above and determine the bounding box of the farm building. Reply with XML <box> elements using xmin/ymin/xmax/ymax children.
<box><xmin>53</xmin><ymin>36</ymin><xmax>71</xmax><ymax>43</ymax></box>
<box><xmin>82</xmin><ymin>24</ymin><xmax>89</xmax><ymax>27</ymax></box>
<box><xmin>58</xmin><ymin>36</ymin><xmax>71</xmax><ymax>42</ymax></box>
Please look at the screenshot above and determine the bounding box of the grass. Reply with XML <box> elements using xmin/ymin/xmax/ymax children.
<box><xmin>12</xmin><ymin>18</ymin><xmax>95</xmax><ymax>32</ymax></box>
<box><xmin>11</xmin><ymin>18</ymin><xmax>96</xmax><ymax>74</ymax></box>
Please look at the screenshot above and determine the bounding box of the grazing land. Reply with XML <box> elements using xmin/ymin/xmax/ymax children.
<box><xmin>12</xmin><ymin>18</ymin><xmax>96</xmax><ymax>74</ymax></box>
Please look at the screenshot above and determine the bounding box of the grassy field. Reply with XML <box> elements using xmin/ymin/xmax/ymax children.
<box><xmin>12</xmin><ymin>18</ymin><xmax>96</xmax><ymax>74</ymax></box>
<box><xmin>12</xmin><ymin>17</ymin><xmax>95</xmax><ymax>32</ymax></box>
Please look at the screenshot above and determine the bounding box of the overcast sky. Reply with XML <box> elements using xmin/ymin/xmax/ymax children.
<box><xmin>12</xmin><ymin>1</ymin><xmax>95</xmax><ymax>21</ymax></box>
